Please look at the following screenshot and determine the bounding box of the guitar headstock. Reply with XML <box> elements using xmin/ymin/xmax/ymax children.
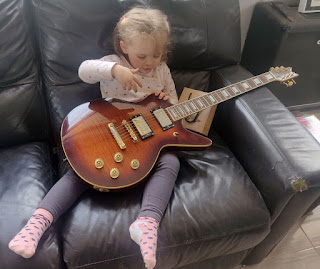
<box><xmin>269</xmin><ymin>66</ymin><xmax>299</xmax><ymax>87</ymax></box>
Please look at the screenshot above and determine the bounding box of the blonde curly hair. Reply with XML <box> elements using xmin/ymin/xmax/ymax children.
<box><xmin>113</xmin><ymin>7</ymin><xmax>171</xmax><ymax>62</ymax></box>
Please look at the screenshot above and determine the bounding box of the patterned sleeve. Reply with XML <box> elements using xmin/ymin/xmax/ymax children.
<box><xmin>161</xmin><ymin>64</ymin><xmax>178</xmax><ymax>105</ymax></box>
<box><xmin>78</xmin><ymin>55</ymin><xmax>121</xmax><ymax>84</ymax></box>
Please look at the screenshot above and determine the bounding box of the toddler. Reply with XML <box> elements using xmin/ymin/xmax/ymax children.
<box><xmin>9</xmin><ymin>7</ymin><xmax>179</xmax><ymax>269</ymax></box>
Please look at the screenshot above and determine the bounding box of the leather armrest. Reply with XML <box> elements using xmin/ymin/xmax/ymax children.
<box><xmin>210</xmin><ymin>64</ymin><xmax>320</xmax><ymax>219</ymax></box>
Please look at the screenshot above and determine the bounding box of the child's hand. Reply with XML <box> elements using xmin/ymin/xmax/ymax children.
<box><xmin>112</xmin><ymin>64</ymin><xmax>142</xmax><ymax>92</ymax></box>
<box><xmin>155</xmin><ymin>91</ymin><xmax>169</xmax><ymax>101</ymax></box>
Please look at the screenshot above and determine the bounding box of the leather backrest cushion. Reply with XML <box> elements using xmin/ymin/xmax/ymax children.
<box><xmin>0</xmin><ymin>0</ymin><xmax>49</xmax><ymax>147</ymax></box>
<box><xmin>32</xmin><ymin>0</ymin><xmax>241</xmax><ymax>138</ymax></box>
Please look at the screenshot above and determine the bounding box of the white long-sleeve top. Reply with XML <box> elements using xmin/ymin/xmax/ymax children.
<box><xmin>78</xmin><ymin>54</ymin><xmax>178</xmax><ymax>104</ymax></box>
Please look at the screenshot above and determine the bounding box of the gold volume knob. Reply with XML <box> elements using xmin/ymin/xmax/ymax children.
<box><xmin>95</xmin><ymin>158</ymin><xmax>104</xmax><ymax>169</ymax></box>
<box><xmin>130</xmin><ymin>159</ymin><xmax>139</xmax><ymax>170</ymax></box>
<box><xmin>110</xmin><ymin>168</ymin><xmax>119</xmax><ymax>179</ymax></box>
<box><xmin>114</xmin><ymin>152</ymin><xmax>123</xmax><ymax>162</ymax></box>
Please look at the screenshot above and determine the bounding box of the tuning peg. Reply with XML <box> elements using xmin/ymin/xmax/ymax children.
<box><xmin>269</xmin><ymin>67</ymin><xmax>274</xmax><ymax>71</ymax></box>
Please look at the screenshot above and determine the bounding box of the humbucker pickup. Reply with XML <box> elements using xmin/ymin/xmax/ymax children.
<box><xmin>151</xmin><ymin>107</ymin><xmax>174</xmax><ymax>131</ymax></box>
<box><xmin>130</xmin><ymin>114</ymin><xmax>154</xmax><ymax>140</ymax></box>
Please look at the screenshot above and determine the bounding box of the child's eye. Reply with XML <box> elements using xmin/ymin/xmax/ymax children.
<box><xmin>154</xmin><ymin>55</ymin><xmax>161</xmax><ymax>59</ymax></box>
<box><xmin>137</xmin><ymin>56</ymin><xmax>146</xmax><ymax>59</ymax></box>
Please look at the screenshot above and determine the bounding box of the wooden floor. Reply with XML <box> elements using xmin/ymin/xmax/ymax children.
<box><xmin>241</xmin><ymin>107</ymin><xmax>320</xmax><ymax>269</ymax></box>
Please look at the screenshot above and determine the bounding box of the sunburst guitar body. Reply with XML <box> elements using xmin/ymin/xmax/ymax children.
<box><xmin>61</xmin><ymin>95</ymin><xmax>212</xmax><ymax>191</ymax></box>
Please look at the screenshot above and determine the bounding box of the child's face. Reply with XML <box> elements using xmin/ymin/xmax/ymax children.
<box><xmin>120</xmin><ymin>34</ymin><xmax>167</xmax><ymax>74</ymax></box>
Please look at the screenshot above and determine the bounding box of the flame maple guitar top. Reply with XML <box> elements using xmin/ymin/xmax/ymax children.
<box><xmin>61</xmin><ymin>95</ymin><xmax>212</xmax><ymax>191</ymax></box>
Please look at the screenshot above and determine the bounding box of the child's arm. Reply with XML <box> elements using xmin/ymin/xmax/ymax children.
<box><xmin>78</xmin><ymin>55</ymin><xmax>123</xmax><ymax>84</ymax></box>
<box><xmin>161</xmin><ymin>64</ymin><xmax>178</xmax><ymax>104</ymax></box>
<box><xmin>112</xmin><ymin>64</ymin><xmax>142</xmax><ymax>92</ymax></box>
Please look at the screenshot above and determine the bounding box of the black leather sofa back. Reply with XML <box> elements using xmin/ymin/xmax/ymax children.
<box><xmin>0</xmin><ymin>0</ymin><xmax>49</xmax><ymax>147</ymax></box>
<box><xmin>30</xmin><ymin>0</ymin><xmax>241</xmax><ymax>141</ymax></box>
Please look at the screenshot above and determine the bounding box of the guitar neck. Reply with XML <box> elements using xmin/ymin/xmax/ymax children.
<box><xmin>166</xmin><ymin>71</ymin><xmax>276</xmax><ymax>121</ymax></box>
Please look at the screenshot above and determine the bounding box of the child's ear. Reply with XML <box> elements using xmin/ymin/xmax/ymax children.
<box><xmin>120</xmin><ymin>41</ymin><xmax>128</xmax><ymax>54</ymax></box>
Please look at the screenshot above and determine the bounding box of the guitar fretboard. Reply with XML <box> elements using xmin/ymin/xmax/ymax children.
<box><xmin>166</xmin><ymin>71</ymin><xmax>275</xmax><ymax>121</ymax></box>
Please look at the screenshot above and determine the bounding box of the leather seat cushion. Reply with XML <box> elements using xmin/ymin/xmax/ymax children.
<box><xmin>61</xmin><ymin>133</ymin><xmax>270</xmax><ymax>268</ymax></box>
<box><xmin>0</xmin><ymin>142</ymin><xmax>63</xmax><ymax>269</ymax></box>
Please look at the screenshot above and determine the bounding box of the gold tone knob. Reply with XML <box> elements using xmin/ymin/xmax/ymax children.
<box><xmin>173</xmin><ymin>132</ymin><xmax>179</xmax><ymax>137</ymax></box>
<box><xmin>110</xmin><ymin>168</ymin><xmax>119</xmax><ymax>179</ymax></box>
<box><xmin>114</xmin><ymin>152</ymin><xmax>123</xmax><ymax>162</ymax></box>
<box><xmin>95</xmin><ymin>158</ymin><xmax>104</xmax><ymax>169</ymax></box>
<box><xmin>130</xmin><ymin>159</ymin><xmax>139</xmax><ymax>170</ymax></box>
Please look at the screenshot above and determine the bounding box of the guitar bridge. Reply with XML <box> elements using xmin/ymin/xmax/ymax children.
<box><xmin>122</xmin><ymin>120</ymin><xmax>138</xmax><ymax>143</ymax></box>
<box><xmin>130</xmin><ymin>114</ymin><xmax>153</xmax><ymax>140</ymax></box>
<box><xmin>108</xmin><ymin>123</ymin><xmax>126</xmax><ymax>149</ymax></box>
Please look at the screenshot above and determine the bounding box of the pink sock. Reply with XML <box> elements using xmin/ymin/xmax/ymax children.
<box><xmin>129</xmin><ymin>217</ymin><xmax>159</xmax><ymax>269</ymax></box>
<box><xmin>8</xmin><ymin>208</ymin><xmax>53</xmax><ymax>258</ymax></box>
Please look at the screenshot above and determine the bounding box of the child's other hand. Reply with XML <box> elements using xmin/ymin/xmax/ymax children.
<box><xmin>155</xmin><ymin>91</ymin><xmax>169</xmax><ymax>101</ymax></box>
<box><xmin>112</xmin><ymin>64</ymin><xmax>142</xmax><ymax>92</ymax></box>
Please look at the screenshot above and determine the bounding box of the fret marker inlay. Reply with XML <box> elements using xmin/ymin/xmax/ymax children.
<box><xmin>253</xmin><ymin>78</ymin><xmax>261</xmax><ymax>84</ymax></box>
<box><xmin>266</xmin><ymin>74</ymin><xmax>273</xmax><ymax>80</ymax></box>
<box><xmin>222</xmin><ymin>90</ymin><xmax>229</xmax><ymax>97</ymax></box>
<box><xmin>242</xmin><ymin>82</ymin><xmax>250</xmax><ymax>89</ymax></box>
<box><xmin>231</xmin><ymin>86</ymin><xmax>240</xmax><ymax>93</ymax></box>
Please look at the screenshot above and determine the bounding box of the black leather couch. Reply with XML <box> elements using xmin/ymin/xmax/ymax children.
<box><xmin>1</xmin><ymin>1</ymin><xmax>320</xmax><ymax>269</ymax></box>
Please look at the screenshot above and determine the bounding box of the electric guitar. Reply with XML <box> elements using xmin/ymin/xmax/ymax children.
<box><xmin>61</xmin><ymin>67</ymin><xmax>298</xmax><ymax>191</ymax></box>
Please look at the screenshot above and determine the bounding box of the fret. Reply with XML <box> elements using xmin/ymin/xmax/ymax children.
<box><xmin>218</xmin><ymin>91</ymin><xmax>227</xmax><ymax>101</ymax></box>
<box><xmin>189</xmin><ymin>100</ymin><xmax>198</xmax><ymax>111</ymax></box>
<box><xmin>177</xmin><ymin>104</ymin><xmax>187</xmax><ymax>117</ymax></box>
<box><xmin>176</xmin><ymin>105</ymin><xmax>186</xmax><ymax>118</ymax></box>
<box><xmin>200</xmin><ymin>96</ymin><xmax>210</xmax><ymax>107</ymax></box>
<box><xmin>173</xmin><ymin>106</ymin><xmax>183</xmax><ymax>119</ymax></box>
<box><xmin>186</xmin><ymin>102</ymin><xmax>196</xmax><ymax>114</ymax></box>
<box><xmin>247</xmin><ymin>79</ymin><xmax>257</xmax><ymax>88</ymax></box>
<box><xmin>226</xmin><ymin>87</ymin><xmax>236</xmax><ymax>97</ymax></box>
<box><xmin>258</xmin><ymin>74</ymin><xmax>268</xmax><ymax>84</ymax></box>
<box><xmin>194</xmin><ymin>99</ymin><xmax>203</xmax><ymax>110</ymax></box>
<box><xmin>235</xmin><ymin>83</ymin><xmax>246</xmax><ymax>93</ymax></box>
<box><xmin>168</xmin><ymin>107</ymin><xmax>178</xmax><ymax>120</ymax></box>
<box><xmin>182</xmin><ymin>102</ymin><xmax>192</xmax><ymax>114</ymax></box>
<box><xmin>213</xmin><ymin>91</ymin><xmax>223</xmax><ymax>102</ymax></box>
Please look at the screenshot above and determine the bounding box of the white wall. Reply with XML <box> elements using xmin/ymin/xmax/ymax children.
<box><xmin>239</xmin><ymin>0</ymin><xmax>274</xmax><ymax>50</ymax></box>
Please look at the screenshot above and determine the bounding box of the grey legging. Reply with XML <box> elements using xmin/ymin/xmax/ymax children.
<box><xmin>39</xmin><ymin>152</ymin><xmax>180</xmax><ymax>223</ymax></box>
